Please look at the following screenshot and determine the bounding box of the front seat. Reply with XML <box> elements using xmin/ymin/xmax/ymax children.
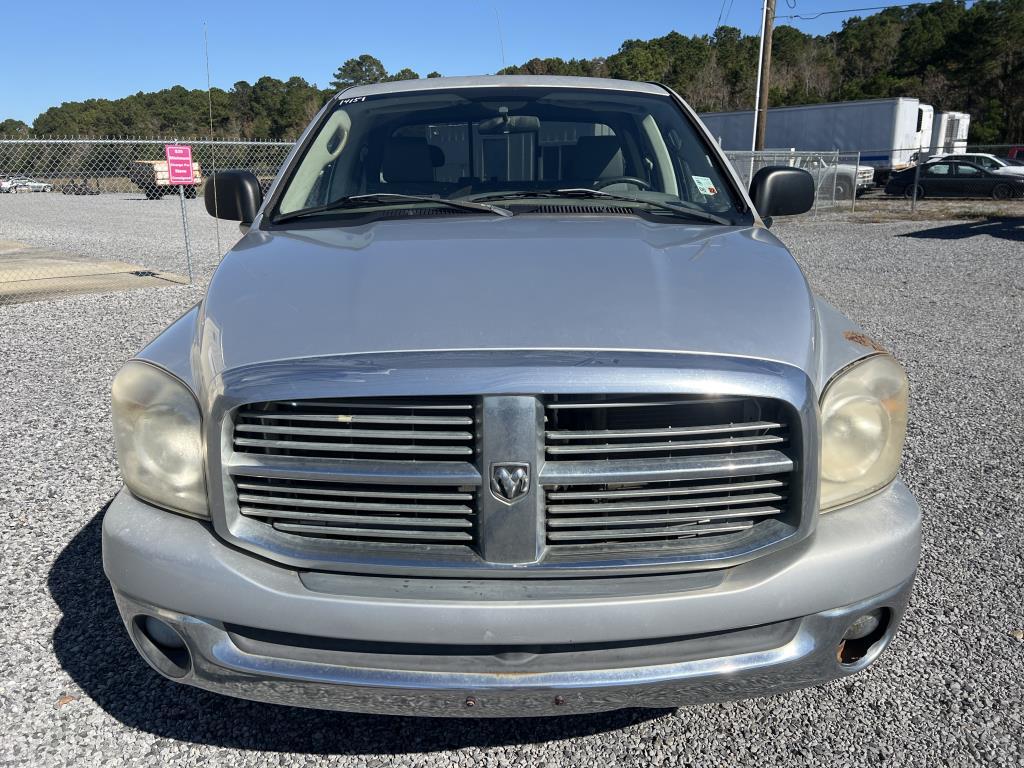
<box><xmin>565</xmin><ymin>136</ymin><xmax>625</xmax><ymax>187</ymax></box>
<box><xmin>381</xmin><ymin>137</ymin><xmax>442</xmax><ymax>194</ymax></box>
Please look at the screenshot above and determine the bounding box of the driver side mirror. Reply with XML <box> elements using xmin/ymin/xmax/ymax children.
<box><xmin>204</xmin><ymin>170</ymin><xmax>263</xmax><ymax>224</ymax></box>
<box><xmin>748</xmin><ymin>166</ymin><xmax>815</xmax><ymax>223</ymax></box>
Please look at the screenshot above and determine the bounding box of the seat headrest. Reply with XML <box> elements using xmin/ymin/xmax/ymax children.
<box><xmin>566</xmin><ymin>136</ymin><xmax>624</xmax><ymax>181</ymax></box>
<box><xmin>383</xmin><ymin>137</ymin><xmax>435</xmax><ymax>183</ymax></box>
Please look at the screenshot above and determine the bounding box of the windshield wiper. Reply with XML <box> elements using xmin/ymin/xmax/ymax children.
<box><xmin>274</xmin><ymin>193</ymin><xmax>512</xmax><ymax>225</ymax></box>
<box><xmin>470</xmin><ymin>188</ymin><xmax>731</xmax><ymax>225</ymax></box>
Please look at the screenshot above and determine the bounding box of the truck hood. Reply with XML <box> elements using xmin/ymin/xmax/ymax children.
<box><xmin>198</xmin><ymin>216</ymin><xmax>817</xmax><ymax>381</ymax></box>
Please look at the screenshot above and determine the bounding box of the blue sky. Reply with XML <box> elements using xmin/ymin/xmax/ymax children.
<box><xmin>3</xmin><ymin>0</ymin><xmax>883</xmax><ymax>123</ymax></box>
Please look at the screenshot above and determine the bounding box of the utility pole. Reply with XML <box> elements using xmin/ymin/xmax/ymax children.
<box><xmin>753</xmin><ymin>0</ymin><xmax>776</xmax><ymax>151</ymax></box>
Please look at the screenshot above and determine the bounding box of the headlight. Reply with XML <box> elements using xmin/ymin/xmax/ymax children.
<box><xmin>111</xmin><ymin>361</ymin><xmax>208</xmax><ymax>518</ymax></box>
<box><xmin>820</xmin><ymin>354</ymin><xmax>908</xmax><ymax>512</ymax></box>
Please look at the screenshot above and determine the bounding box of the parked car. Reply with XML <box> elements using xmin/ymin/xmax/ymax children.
<box><xmin>61</xmin><ymin>178</ymin><xmax>102</xmax><ymax>195</ymax></box>
<box><xmin>6</xmin><ymin>176</ymin><xmax>53</xmax><ymax>193</ymax></box>
<box><xmin>127</xmin><ymin>159</ymin><xmax>202</xmax><ymax>199</ymax></box>
<box><xmin>885</xmin><ymin>160</ymin><xmax>1024</xmax><ymax>199</ymax></box>
<box><xmin>935</xmin><ymin>152</ymin><xmax>1024</xmax><ymax>177</ymax></box>
<box><xmin>800</xmin><ymin>157</ymin><xmax>875</xmax><ymax>199</ymax></box>
<box><xmin>103</xmin><ymin>76</ymin><xmax>920</xmax><ymax>717</ymax></box>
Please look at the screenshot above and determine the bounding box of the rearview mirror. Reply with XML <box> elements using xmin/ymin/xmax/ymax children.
<box><xmin>477</xmin><ymin>115</ymin><xmax>541</xmax><ymax>135</ymax></box>
<box><xmin>204</xmin><ymin>170</ymin><xmax>263</xmax><ymax>224</ymax></box>
<box><xmin>748</xmin><ymin>166</ymin><xmax>815</xmax><ymax>221</ymax></box>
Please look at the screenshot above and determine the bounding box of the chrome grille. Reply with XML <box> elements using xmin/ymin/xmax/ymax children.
<box><xmin>219</xmin><ymin>381</ymin><xmax>807</xmax><ymax>576</ymax></box>
<box><xmin>234</xmin><ymin>397</ymin><xmax>475</xmax><ymax>461</ymax></box>
<box><xmin>542</xmin><ymin>395</ymin><xmax>795</xmax><ymax>555</ymax></box>
<box><xmin>233</xmin><ymin>475</ymin><xmax>477</xmax><ymax>545</ymax></box>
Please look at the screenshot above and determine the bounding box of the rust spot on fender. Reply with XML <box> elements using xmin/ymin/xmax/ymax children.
<box><xmin>843</xmin><ymin>330</ymin><xmax>888</xmax><ymax>353</ymax></box>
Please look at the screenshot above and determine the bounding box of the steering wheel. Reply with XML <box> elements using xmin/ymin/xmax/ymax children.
<box><xmin>594</xmin><ymin>176</ymin><xmax>652</xmax><ymax>190</ymax></box>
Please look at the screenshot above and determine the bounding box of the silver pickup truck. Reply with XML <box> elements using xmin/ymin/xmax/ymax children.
<box><xmin>103</xmin><ymin>76</ymin><xmax>920</xmax><ymax>717</ymax></box>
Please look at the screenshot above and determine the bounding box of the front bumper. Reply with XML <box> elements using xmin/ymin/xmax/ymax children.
<box><xmin>103</xmin><ymin>481</ymin><xmax>921</xmax><ymax>717</ymax></box>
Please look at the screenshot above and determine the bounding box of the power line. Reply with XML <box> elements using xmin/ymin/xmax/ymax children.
<box><xmin>723</xmin><ymin>0</ymin><xmax>736</xmax><ymax>26</ymax></box>
<box><xmin>714</xmin><ymin>0</ymin><xmax>730</xmax><ymax>31</ymax></box>
<box><xmin>776</xmin><ymin>1</ymin><xmax>944</xmax><ymax>21</ymax></box>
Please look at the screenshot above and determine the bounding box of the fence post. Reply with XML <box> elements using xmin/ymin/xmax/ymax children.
<box><xmin>178</xmin><ymin>185</ymin><xmax>193</xmax><ymax>283</ymax></box>
<box><xmin>830</xmin><ymin>151</ymin><xmax>838</xmax><ymax>210</ymax></box>
<box><xmin>910</xmin><ymin>149</ymin><xmax>922</xmax><ymax>213</ymax></box>
<box><xmin>851</xmin><ymin>152</ymin><xmax>860</xmax><ymax>214</ymax></box>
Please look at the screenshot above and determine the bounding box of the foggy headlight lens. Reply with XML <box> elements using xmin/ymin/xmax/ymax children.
<box><xmin>820</xmin><ymin>355</ymin><xmax>908</xmax><ymax>512</ymax></box>
<box><xmin>111</xmin><ymin>361</ymin><xmax>207</xmax><ymax>518</ymax></box>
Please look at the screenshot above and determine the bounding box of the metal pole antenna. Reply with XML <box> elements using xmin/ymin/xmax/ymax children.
<box><xmin>205</xmin><ymin>23</ymin><xmax>221</xmax><ymax>257</ymax></box>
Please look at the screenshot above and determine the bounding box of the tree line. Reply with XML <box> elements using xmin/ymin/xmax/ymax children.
<box><xmin>2</xmin><ymin>0</ymin><xmax>1020</xmax><ymax>144</ymax></box>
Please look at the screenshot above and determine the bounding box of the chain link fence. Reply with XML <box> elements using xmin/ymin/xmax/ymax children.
<box><xmin>0</xmin><ymin>138</ymin><xmax>292</xmax><ymax>304</ymax></box>
<box><xmin>2</xmin><ymin>137</ymin><xmax>1021</xmax><ymax>303</ymax></box>
<box><xmin>723</xmin><ymin>150</ymin><xmax>852</xmax><ymax>213</ymax></box>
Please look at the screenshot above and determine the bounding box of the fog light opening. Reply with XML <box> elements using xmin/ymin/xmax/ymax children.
<box><xmin>837</xmin><ymin>608</ymin><xmax>890</xmax><ymax>666</ymax></box>
<box><xmin>132</xmin><ymin>615</ymin><xmax>192</xmax><ymax>678</ymax></box>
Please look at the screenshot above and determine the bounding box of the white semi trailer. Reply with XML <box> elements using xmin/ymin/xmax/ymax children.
<box><xmin>699</xmin><ymin>97</ymin><xmax>935</xmax><ymax>177</ymax></box>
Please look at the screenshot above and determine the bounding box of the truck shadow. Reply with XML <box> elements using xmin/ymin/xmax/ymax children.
<box><xmin>898</xmin><ymin>216</ymin><xmax>1024</xmax><ymax>242</ymax></box>
<box><xmin>48</xmin><ymin>503</ymin><xmax>670</xmax><ymax>753</ymax></box>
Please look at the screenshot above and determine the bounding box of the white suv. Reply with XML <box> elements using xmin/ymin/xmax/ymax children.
<box><xmin>938</xmin><ymin>153</ymin><xmax>1024</xmax><ymax>176</ymax></box>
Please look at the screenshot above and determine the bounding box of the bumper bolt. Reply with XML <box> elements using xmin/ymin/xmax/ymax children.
<box><xmin>464</xmin><ymin>696</ymin><xmax>477</xmax><ymax>708</ymax></box>
<box><xmin>554</xmin><ymin>695</ymin><xmax>566</xmax><ymax>706</ymax></box>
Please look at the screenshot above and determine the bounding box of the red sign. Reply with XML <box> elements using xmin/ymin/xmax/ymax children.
<box><xmin>164</xmin><ymin>144</ymin><xmax>194</xmax><ymax>185</ymax></box>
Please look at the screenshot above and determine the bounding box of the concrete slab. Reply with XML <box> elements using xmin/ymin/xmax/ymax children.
<box><xmin>0</xmin><ymin>240</ymin><xmax>187</xmax><ymax>304</ymax></box>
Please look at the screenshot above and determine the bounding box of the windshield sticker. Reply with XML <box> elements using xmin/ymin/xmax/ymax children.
<box><xmin>693</xmin><ymin>176</ymin><xmax>718</xmax><ymax>195</ymax></box>
<box><xmin>338</xmin><ymin>96</ymin><xmax>367</xmax><ymax>105</ymax></box>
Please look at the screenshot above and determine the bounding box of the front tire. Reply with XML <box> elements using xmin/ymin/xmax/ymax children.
<box><xmin>903</xmin><ymin>184</ymin><xmax>924</xmax><ymax>200</ymax></box>
<box><xmin>834</xmin><ymin>180</ymin><xmax>852</xmax><ymax>200</ymax></box>
<box><xmin>992</xmin><ymin>183</ymin><xmax>1012</xmax><ymax>200</ymax></box>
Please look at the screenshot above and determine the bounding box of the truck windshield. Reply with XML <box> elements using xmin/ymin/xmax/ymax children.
<box><xmin>274</xmin><ymin>87</ymin><xmax>744</xmax><ymax>223</ymax></box>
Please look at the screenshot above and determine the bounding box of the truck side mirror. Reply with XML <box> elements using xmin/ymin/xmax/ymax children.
<box><xmin>748</xmin><ymin>166</ymin><xmax>815</xmax><ymax>223</ymax></box>
<box><xmin>204</xmin><ymin>170</ymin><xmax>263</xmax><ymax>224</ymax></box>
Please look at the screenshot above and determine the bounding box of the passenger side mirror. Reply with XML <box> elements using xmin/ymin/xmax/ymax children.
<box><xmin>748</xmin><ymin>166</ymin><xmax>815</xmax><ymax>222</ymax></box>
<box><xmin>204</xmin><ymin>170</ymin><xmax>263</xmax><ymax>224</ymax></box>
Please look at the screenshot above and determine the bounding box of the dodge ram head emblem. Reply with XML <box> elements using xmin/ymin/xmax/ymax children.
<box><xmin>490</xmin><ymin>463</ymin><xmax>530</xmax><ymax>504</ymax></box>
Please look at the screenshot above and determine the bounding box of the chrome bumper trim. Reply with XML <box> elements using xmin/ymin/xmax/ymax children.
<box><xmin>112</xmin><ymin>578</ymin><xmax>912</xmax><ymax>717</ymax></box>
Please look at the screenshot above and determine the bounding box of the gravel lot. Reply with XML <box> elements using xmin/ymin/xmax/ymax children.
<box><xmin>1</xmin><ymin>197</ymin><xmax>1022</xmax><ymax>766</ymax></box>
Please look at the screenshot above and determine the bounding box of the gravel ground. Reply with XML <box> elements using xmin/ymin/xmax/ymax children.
<box><xmin>1</xmin><ymin>201</ymin><xmax>1022</xmax><ymax>766</ymax></box>
<box><xmin>0</xmin><ymin>193</ymin><xmax>228</xmax><ymax>282</ymax></box>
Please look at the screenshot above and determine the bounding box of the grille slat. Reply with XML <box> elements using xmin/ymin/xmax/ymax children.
<box><xmin>272</xmin><ymin>522</ymin><xmax>474</xmax><ymax>542</ymax></box>
<box><xmin>236</xmin><ymin>424</ymin><xmax>474</xmax><ymax>441</ymax></box>
<box><xmin>240</xmin><ymin>507</ymin><xmax>473</xmax><ymax>528</ymax></box>
<box><xmin>242</xmin><ymin>401</ymin><xmax>473</xmax><ymax>411</ymax></box>
<box><xmin>234</xmin><ymin>437</ymin><xmax>473</xmax><ymax>455</ymax></box>
<box><xmin>548</xmin><ymin>520</ymin><xmax>755</xmax><ymax>542</ymax></box>
<box><xmin>547</xmin><ymin>505</ymin><xmax>782</xmax><ymax>529</ymax></box>
<box><xmin>546</xmin><ymin>420</ymin><xmax>782</xmax><ymax>441</ymax></box>
<box><xmin>548</xmin><ymin>491</ymin><xmax>785</xmax><ymax>515</ymax></box>
<box><xmin>235</xmin><ymin>481</ymin><xmax>472</xmax><ymax>501</ymax></box>
<box><xmin>546</xmin><ymin>434</ymin><xmax>784</xmax><ymax>456</ymax></box>
<box><xmin>237</xmin><ymin>412</ymin><xmax>473</xmax><ymax>426</ymax></box>
<box><xmin>237</xmin><ymin>493</ymin><xmax>473</xmax><ymax>515</ymax></box>
<box><xmin>547</xmin><ymin>477</ymin><xmax>784</xmax><ymax>501</ymax></box>
<box><xmin>542</xmin><ymin>394</ymin><xmax>796</xmax><ymax>556</ymax></box>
